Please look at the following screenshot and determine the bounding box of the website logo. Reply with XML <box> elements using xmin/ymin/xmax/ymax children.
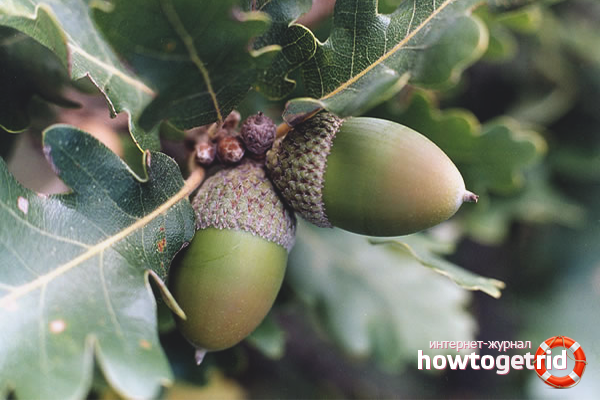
<box><xmin>418</xmin><ymin>335</ymin><xmax>588</xmax><ymax>388</ymax></box>
<box><xmin>534</xmin><ymin>336</ymin><xmax>587</xmax><ymax>388</ymax></box>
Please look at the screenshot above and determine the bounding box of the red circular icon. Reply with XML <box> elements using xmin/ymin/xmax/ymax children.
<box><xmin>534</xmin><ymin>336</ymin><xmax>587</xmax><ymax>388</ymax></box>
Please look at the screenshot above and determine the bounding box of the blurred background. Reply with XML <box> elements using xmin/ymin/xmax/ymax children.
<box><xmin>1</xmin><ymin>0</ymin><xmax>599</xmax><ymax>398</ymax></box>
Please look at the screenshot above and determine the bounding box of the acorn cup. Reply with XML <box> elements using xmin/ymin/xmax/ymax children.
<box><xmin>169</xmin><ymin>162</ymin><xmax>295</xmax><ymax>360</ymax></box>
<box><xmin>266</xmin><ymin>113</ymin><xmax>477</xmax><ymax>237</ymax></box>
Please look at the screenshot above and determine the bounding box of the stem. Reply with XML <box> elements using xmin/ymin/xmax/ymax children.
<box><xmin>463</xmin><ymin>191</ymin><xmax>479</xmax><ymax>203</ymax></box>
<box><xmin>276</xmin><ymin>122</ymin><xmax>291</xmax><ymax>139</ymax></box>
<box><xmin>185</xmin><ymin>165</ymin><xmax>206</xmax><ymax>193</ymax></box>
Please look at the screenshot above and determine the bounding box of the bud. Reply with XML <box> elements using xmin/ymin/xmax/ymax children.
<box><xmin>240</xmin><ymin>112</ymin><xmax>277</xmax><ymax>155</ymax></box>
<box><xmin>194</xmin><ymin>141</ymin><xmax>216</xmax><ymax>165</ymax></box>
<box><xmin>217</xmin><ymin>136</ymin><xmax>245</xmax><ymax>164</ymax></box>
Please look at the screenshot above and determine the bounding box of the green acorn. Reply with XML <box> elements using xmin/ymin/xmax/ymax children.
<box><xmin>169</xmin><ymin>162</ymin><xmax>295</xmax><ymax>358</ymax></box>
<box><xmin>266</xmin><ymin>113</ymin><xmax>477</xmax><ymax>237</ymax></box>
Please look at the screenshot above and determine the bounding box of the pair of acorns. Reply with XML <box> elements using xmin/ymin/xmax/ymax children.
<box><xmin>170</xmin><ymin>112</ymin><xmax>478</xmax><ymax>361</ymax></box>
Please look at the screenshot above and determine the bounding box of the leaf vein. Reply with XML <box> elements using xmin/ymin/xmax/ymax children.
<box><xmin>321</xmin><ymin>0</ymin><xmax>453</xmax><ymax>101</ymax></box>
<box><xmin>99</xmin><ymin>252</ymin><xmax>124</xmax><ymax>339</ymax></box>
<box><xmin>0</xmin><ymin>239</ymin><xmax>40</xmax><ymax>278</ymax></box>
<box><xmin>0</xmin><ymin>198</ymin><xmax>91</xmax><ymax>249</ymax></box>
<box><xmin>53</xmin><ymin>145</ymin><xmax>141</xmax><ymax>222</ymax></box>
<box><xmin>159</xmin><ymin>0</ymin><xmax>223</xmax><ymax>122</ymax></box>
<box><xmin>0</xmin><ymin>169</ymin><xmax>204</xmax><ymax>309</ymax></box>
<box><xmin>38</xmin><ymin>284</ymin><xmax>48</xmax><ymax>373</ymax></box>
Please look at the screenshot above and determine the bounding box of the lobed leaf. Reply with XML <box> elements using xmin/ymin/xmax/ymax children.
<box><xmin>0</xmin><ymin>0</ymin><xmax>160</xmax><ymax>150</ymax></box>
<box><xmin>93</xmin><ymin>0</ymin><xmax>280</xmax><ymax>131</ymax></box>
<box><xmin>252</xmin><ymin>0</ymin><xmax>316</xmax><ymax>100</ymax></box>
<box><xmin>388</xmin><ymin>90</ymin><xmax>547</xmax><ymax>195</ymax></box>
<box><xmin>0</xmin><ymin>126</ymin><xmax>197</xmax><ymax>399</ymax></box>
<box><xmin>282</xmin><ymin>0</ymin><xmax>488</xmax><ymax>124</ymax></box>
<box><xmin>287</xmin><ymin>220</ymin><xmax>480</xmax><ymax>372</ymax></box>
<box><xmin>370</xmin><ymin>235</ymin><xmax>506</xmax><ymax>298</ymax></box>
<box><xmin>463</xmin><ymin>169</ymin><xmax>585</xmax><ymax>245</ymax></box>
<box><xmin>245</xmin><ymin>316</ymin><xmax>286</xmax><ymax>360</ymax></box>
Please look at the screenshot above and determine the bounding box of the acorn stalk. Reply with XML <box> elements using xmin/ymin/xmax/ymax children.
<box><xmin>266</xmin><ymin>113</ymin><xmax>476</xmax><ymax>236</ymax></box>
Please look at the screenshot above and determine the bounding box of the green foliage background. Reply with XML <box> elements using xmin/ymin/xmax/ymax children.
<box><xmin>1</xmin><ymin>0</ymin><xmax>599</xmax><ymax>398</ymax></box>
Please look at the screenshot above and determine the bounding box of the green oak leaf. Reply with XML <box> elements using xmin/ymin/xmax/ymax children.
<box><xmin>502</xmin><ymin>7</ymin><xmax>577</xmax><ymax>126</ymax></box>
<box><xmin>370</xmin><ymin>235</ymin><xmax>506</xmax><ymax>298</ymax></box>
<box><xmin>246</xmin><ymin>316</ymin><xmax>286</xmax><ymax>360</ymax></box>
<box><xmin>93</xmin><ymin>0</ymin><xmax>280</xmax><ymax>131</ymax></box>
<box><xmin>477</xmin><ymin>5</ymin><xmax>541</xmax><ymax>61</ymax></box>
<box><xmin>464</xmin><ymin>169</ymin><xmax>585</xmax><ymax>245</ymax></box>
<box><xmin>0</xmin><ymin>27</ymin><xmax>78</xmax><ymax>132</ymax></box>
<box><xmin>476</xmin><ymin>6</ymin><xmax>517</xmax><ymax>61</ymax></box>
<box><xmin>252</xmin><ymin>0</ymin><xmax>316</xmax><ymax>100</ymax></box>
<box><xmin>0</xmin><ymin>126</ymin><xmax>197</xmax><ymax>399</ymax></box>
<box><xmin>287</xmin><ymin>220</ymin><xmax>479</xmax><ymax>372</ymax></box>
<box><xmin>283</xmin><ymin>0</ymin><xmax>488</xmax><ymax>125</ymax></box>
<box><xmin>494</xmin><ymin>4</ymin><xmax>542</xmax><ymax>33</ymax></box>
<box><xmin>388</xmin><ymin>90</ymin><xmax>547</xmax><ymax>195</ymax></box>
<box><xmin>0</xmin><ymin>1</ymin><xmax>160</xmax><ymax>150</ymax></box>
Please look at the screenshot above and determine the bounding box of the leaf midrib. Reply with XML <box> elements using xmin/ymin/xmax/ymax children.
<box><xmin>321</xmin><ymin>0</ymin><xmax>453</xmax><ymax>101</ymax></box>
<box><xmin>159</xmin><ymin>0</ymin><xmax>223</xmax><ymax>122</ymax></box>
<box><xmin>0</xmin><ymin>169</ymin><xmax>204</xmax><ymax>308</ymax></box>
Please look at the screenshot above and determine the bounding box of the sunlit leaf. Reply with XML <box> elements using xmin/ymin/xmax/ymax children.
<box><xmin>252</xmin><ymin>0</ymin><xmax>316</xmax><ymax>100</ymax></box>
<box><xmin>0</xmin><ymin>126</ymin><xmax>197</xmax><ymax>399</ymax></box>
<box><xmin>283</xmin><ymin>0</ymin><xmax>488</xmax><ymax>123</ymax></box>
<box><xmin>370</xmin><ymin>235</ymin><xmax>506</xmax><ymax>298</ymax></box>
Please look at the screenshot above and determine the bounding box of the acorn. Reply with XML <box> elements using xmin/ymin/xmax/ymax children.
<box><xmin>266</xmin><ymin>113</ymin><xmax>477</xmax><ymax>237</ymax></box>
<box><xmin>169</xmin><ymin>162</ymin><xmax>295</xmax><ymax>357</ymax></box>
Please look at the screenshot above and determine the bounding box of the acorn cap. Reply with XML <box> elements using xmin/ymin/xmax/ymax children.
<box><xmin>266</xmin><ymin>113</ymin><xmax>475</xmax><ymax>236</ymax></box>
<box><xmin>193</xmin><ymin>161</ymin><xmax>296</xmax><ymax>251</ymax></box>
<box><xmin>266</xmin><ymin>113</ymin><xmax>343</xmax><ymax>228</ymax></box>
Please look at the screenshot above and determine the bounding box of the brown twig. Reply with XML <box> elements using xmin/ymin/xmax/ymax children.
<box><xmin>276</xmin><ymin>122</ymin><xmax>291</xmax><ymax>139</ymax></box>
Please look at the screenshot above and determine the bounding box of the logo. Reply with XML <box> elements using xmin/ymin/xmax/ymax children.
<box><xmin>418</xmin><ymin>336</ymin><xmax>589</xmax><ymax>388</ymax></box>
<box><xmin>534</xmin><ymin>336</ymin><xmax>587</xmax><ymax>388</ymax></box>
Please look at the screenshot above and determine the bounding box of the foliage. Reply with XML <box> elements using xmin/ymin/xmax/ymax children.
<box><xmin>0</xmin><ymin>0</ymin><xmax>597</xmax><ymax>398</ymax></box>
<box><xmin>0</xmin><ymin>127</ymin><xmax>196</xmax><ymax>399</ymax></box>
<box><xmin>288</xmin><ymin>221</ymin><xmax>478</xmax><ymax>372</ymax></box>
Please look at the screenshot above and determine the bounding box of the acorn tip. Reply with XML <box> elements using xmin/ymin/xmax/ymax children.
<box><xmin>463</xmin><ymin>191</ymin><xmax>479</xmax><ymax>203</ymax></box>
<box><xmin>195</xmin><ymin>348</ymin><xmax>207</xmax><ymax>365</ymax></box>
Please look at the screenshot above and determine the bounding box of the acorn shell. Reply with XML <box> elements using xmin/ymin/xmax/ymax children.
<box><xmin>170</xmin><ymin>162</ymin><xmax>295</xmax><ymax>351</ymax></box>
<box><xmin>266</xmin><ymin>113</ymin><xmax>472</xmax><ymax>236</ymax></box>
<box><xmin>170</xmin><ymin>227</ymin><xmax>287</xmax><ymax>351</ymax></box>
